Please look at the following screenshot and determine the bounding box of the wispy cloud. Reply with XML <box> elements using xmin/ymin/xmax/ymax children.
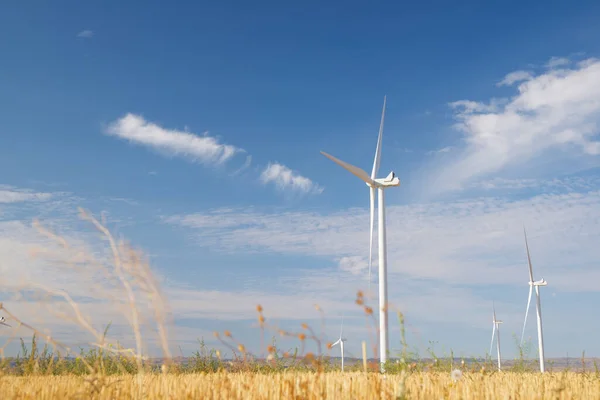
<box><xmin>76</xmin><ymin>30</ymin><xmax>94</xmax><ymax>38</ymax></box>
<box><xmin>3</xmin><ymin>183</ymin><xmax>597</xmax><ymax>357</ymax></box>
<box><xmin>260</xmin><ymin>162</ymin><xmax>323</xmax><ymax>194</ymax></box>
<box><xmin>546</xmin><ymin>56</ymin><xmax>570</xmax><ymax>69</ymax></box>
<box><xmin>426</xmin><ymin>146</ymin><xmax>453</xmax><ymax>155</ymax></box>
<box><xmin>469</xmin><ymin>176</ymin><xmax>600</xmax><ymax>191</ymax></box>
<box><xmin>105</xmin><ymin>113</ymin><xmax>244</xmax><ymax>166</ymax></box>
<box><xmin>337</xmin><ymin>256</ymin><xmax>368</xmax><ymax>275</ymax></box>
<box><xmin>230</xmin><ymin>155</ymin><xmax>253</xmax><ymax>177</ymax></box>
<box><xmin>166</xmin><ymin>185</ymin><xmax>600</xmax><ymax>291</ymax></box>
<box><xmin>496</xmin><ymin>70</ymin><xmax>533</xmax><ymax>87</ymax></box>
<box><xmin>162</xmin><ymin>181</ymin><xmax>600</xmax><ymax>357</ymax></box>
<box><xmin>0</xmin><ymin>187</ymin><xmax>52</xmax><ymax>203</ymax></box>
<box><xmin>430</xmin><ymin>56</ymin><xmax>600</xmax><ymax>192</ymax></box>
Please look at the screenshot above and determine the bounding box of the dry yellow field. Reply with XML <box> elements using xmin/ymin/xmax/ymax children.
<box><xmin>1</xmin><ymin>371</ymin><xmax>599</xmax><ymax>400</ymax></box>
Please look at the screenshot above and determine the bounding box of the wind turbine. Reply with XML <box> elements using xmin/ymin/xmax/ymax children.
<box><xmin>489</xmin><ymin>303</ymin><xmax>502</xmax><ymax>370</ymax></box>
<box><xmin>520</xmin><ymin>228</ymin><xmax>547</xmax><ymax>373</ymax></box>
<box><xmin>332</xmin><ymin>316</ymin><xmax>347</xmax><ymax>371</ymax></box>
<box><xmin>321</xmin><ymin>96</ymin><xmax>400</xmax><ymax>369</ymax></box>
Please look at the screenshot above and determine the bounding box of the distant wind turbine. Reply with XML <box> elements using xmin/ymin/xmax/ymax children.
<box><xmin>321</xmin><ymin>96</ymin><xmax>401</xmax><ymax>369</ymax></box>
<box><xmin>332</xmin><ymin>316</ymin><xmax>347</xmax><ymax>371</ymax></box>
<box><xmin>489</xmin><ymin>303</ymin><xmax>502</xmax><ymax>370</ymax></box>
<box><xmin>520</xmin><ymin>228</ymin><xmax>547</xmax><ymax>373</ymax></box>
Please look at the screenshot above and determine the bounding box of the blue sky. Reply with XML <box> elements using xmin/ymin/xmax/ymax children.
<box><xmin>2</xmin><ymin>1</ymin><xmax>600</xmax><ymax>361</ymax></box>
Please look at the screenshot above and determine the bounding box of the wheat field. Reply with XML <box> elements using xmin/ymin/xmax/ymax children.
<box><xmin>1</xmin><ymin>371</ymin><xmax>599</xmax><ymax>399</ymax></box>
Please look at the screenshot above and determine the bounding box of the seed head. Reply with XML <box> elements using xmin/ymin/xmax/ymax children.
<box><xmin>267</xmin><ymin>345</ymin><xmax>276</xmax><ymax>353</ymax></box>
<box><xmin>298</xmin><ymin>333</ymin><xmax>306</xmax><ymax>341</ymax></box>
<box><xmin>237</xmin><ymin>344</ymin><xmax>246</xmax><ymax>353</ymax></box>
<box><xmin>301</xmin><ymin>323</ymin><xmax>308</xmax><ymax>330</ymax></box>
<box><xmin>326</xmin><ymin>342</ymin><xmax>333</xmax><ymax>350</ymax></box>
<box><xmin>256</xmin><ymin>305</ymin><xmax>263</xmax><ymax>313</ymax></box>
<box><xmin>451</xmin><ymin>369</ymin><xmax>463</xmax><ymax>382</ymax></box>
<box><xmin>364</xmin><ymin>306</ymin><xmax>373</xmax><ymax>315</ymax></box>
<box><xmin>224</xmin><ymin>330</ymin><xmax>232</xmax><ymax>337</ymax></box>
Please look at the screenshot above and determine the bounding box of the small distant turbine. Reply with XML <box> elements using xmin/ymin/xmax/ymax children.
<box><xmin>0</xmin><ymin>316</ymin><xmax>10</xmax><ymax>327</ymax></box>
<box><xmin>489</xmin><ymin>303</ymin><xmax>502</xmax><ymax>370</ymax></box>
<box><xmin>520</xmin><ymin>227</ymin><xmax>547</xmax><ymax>373</ymax></box>
<box><xmin>332</xmin><ymin>316</ymin><xmax>347</xmax><ymax>371</ymax></box>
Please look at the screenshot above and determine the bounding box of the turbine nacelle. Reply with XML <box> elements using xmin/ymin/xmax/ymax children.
<box><xmin>529</xmin><ymin>278</ymin><xmax>548</xmax><ymax>286</ymax></box>
<box><xmin>369</xmin><ymin>171</ymin><xmax>401</xmax><ymax>187</ymax></box>
<box><xmin>332</xmin><ymin>338</ymin><xmax>347</xmax><ymax>346</ymax></box>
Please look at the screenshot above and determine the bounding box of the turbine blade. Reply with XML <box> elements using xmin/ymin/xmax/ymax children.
<box><xmin>368</xmin><ymin>186</ymin><xmax>375</xmax><ymax>294</ymax></box>
<box><xmin>489</xmin><ymin>323</ymin><xmax>496</xmax><ymax>356</ymax></box>
<box><xmin>371</xmin><ymin>96</ymin><xmax>386</xmax><ymax>180</ymax></box>
<box><xmin>521</xmin><ymin>284</ymin><xmax>533</xmax><ymax>345</ymax></box>
<box><xmin>340</xmin><ymin>315</ymin><xmax>344</xmax><ymax>338</ymax></box>
<box><xmin>493</xmin><ymin>301</ymin><xmax>497</xmax><ymax>321</ymax></box>
<box><xmin>332</xmin><ymin>339</ymin><xmax>341</xmax><ymax>346</ymax></box>
<box><xmin>524</xmin><ymin>227</ymin><xmax>534</xmax><ymax>283</ymax></box>
<box><xmin>321</xmin><ymin>151</ymin><xmax>376</xmax><ymax>186</ymax></box>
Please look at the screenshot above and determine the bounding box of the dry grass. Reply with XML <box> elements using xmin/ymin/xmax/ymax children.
<box><xmin>0</xmin><ymin>371</ymin><xmax>599</xmax><ymax>399</ymax></box>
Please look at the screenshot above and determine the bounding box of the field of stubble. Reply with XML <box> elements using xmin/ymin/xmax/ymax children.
<box><xmin>1</xmin><ymin>371</ymin><xmax>599</xmax><ymax>399</ymax></box>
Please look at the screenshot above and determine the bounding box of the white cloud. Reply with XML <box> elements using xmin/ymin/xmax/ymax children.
<box><xmin>76</xmin><ymin>30</ymin><xmax>93</xmax><ymax>38</ymax></box>
<box><xmin>105</xmin><ymin>113</ymin><xmax>244</xmax><ymax>166</ymax></box>
<box><xmin>260</xmin><ymin>162</ymin><xmax>323</xmax><ymax>194</ymax></box>
<box><xmin>432</xmin><ymin>56</ymin><xmax>600</xmax><ymax>192</ymax></box>
<box><xmin>496</xmin><ymin>70</ymin><xmax>533</xmax><ymax>87</ymax></box>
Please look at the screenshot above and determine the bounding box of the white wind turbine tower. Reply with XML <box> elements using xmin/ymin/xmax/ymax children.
<box><xmin>520</xmin><ymin>228</ymin><xmax>548</xmax><ymax>373</ymax></box>
<box><xmin>489</xmin><ymin>303</ymin><xmax>503</xmax><ymax>370</ymax></box>
<box><xmin>332</xmin><ymin>316</ymin><xmax>347</xmax><ymax>371</ymax></box>
<box><xmin>321</xmin><ymin>96</ymin><xmax>400</xmax><ymax>369</ymax></box>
